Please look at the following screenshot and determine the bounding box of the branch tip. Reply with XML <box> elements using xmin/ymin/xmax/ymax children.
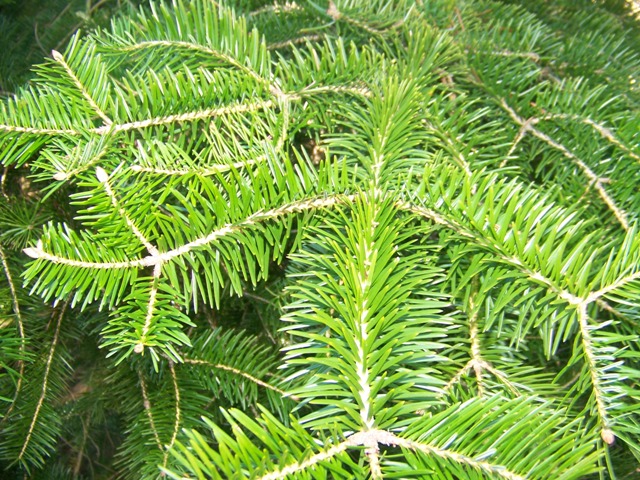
<box><xmin>327</xmin><ymin>1</ymin><xmax>340</xmax><ymax>19</ymax></box>
<box><xmin>24</xmin><ymin>240</ymin><xmax>42</xmax><ymax>259</ymax></box>
<box><xmin>23</xmin><ymin>247</ymin><xmax>39</xmax><ymax>258</ymax></box>
<box><xmin>95</xmin><ymin>167</ymin><xmax>109</xmax><ymax>183</ymax></box>
<box><xmin>601</xmin><ymin>428</ymin><xmax>615</xmax><ymax>445</ymax></box>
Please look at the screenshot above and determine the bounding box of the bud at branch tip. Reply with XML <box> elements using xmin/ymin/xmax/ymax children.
<box><xmin>96</xmin><ymin>167</ymin><xmax>109</xmax><ymax>183</ymax></box>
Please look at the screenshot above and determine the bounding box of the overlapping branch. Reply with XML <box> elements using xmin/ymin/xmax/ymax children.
<box><xmin>182</xmin><ymin>357</ymin><xmax>297</xmax><ymax>400</ymax></box>
<box><xmin>0</xmin><ymin>245</ymin><xmax>25</xmax><ymax>420</ymax></box>
<box><xmin>17</xmin><ymin>302</ymin><xmax>67</xmax><ymax>462</ymax></box>
<box><xmin>499</xmin><ymin>99</ymin><xmax>630</xmax><ymax>230</ymax></box>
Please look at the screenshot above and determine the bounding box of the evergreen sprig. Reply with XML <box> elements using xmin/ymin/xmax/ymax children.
<box><xmin>0</xmin><ymin>0</ymin><xmax>639</xmax><ymax>478</ymax></box>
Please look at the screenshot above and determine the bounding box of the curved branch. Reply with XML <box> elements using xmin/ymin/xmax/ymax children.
<box><xmin>115</xmin><ymin>40</ymin><xmax>278</xmax><ymax>96</ymax></box>
<box><xmin>182</xmin><ymin>358</ymin><xmax>298</xmax><ymax>400</ymax></box>
<box><xmin>499</xmin><ymin>99</ymin><xmax>629</xmax><ymax>231</ymax></box>
<box><xmin>17</xmin><ymin>302</ymin><xmax>68</xmax><ymax>461</ymax></box>
<box><xmin>0</xmin><ymin>245</ymin><xmax>26</xmax><ymax>421</ymax></box>
<box><xmin>138</xmin><ymin>371</ymin><xmax>163</xmax><ymax>451</ymax></box>
<box><xmin>162</xmin><ymin>362</ymin><xmax>181</xmax><ymax>469</ymax></box>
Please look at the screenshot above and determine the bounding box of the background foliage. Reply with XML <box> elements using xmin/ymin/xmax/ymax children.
<box><xmin>0</xmin><ymin>0</ymin><xmax>639</xmax><ymax>478</ymax></box>
<box><xmin>0</xmin><ymin>0</ymin><xmax>144</xmax><ymax>95</ymax></box>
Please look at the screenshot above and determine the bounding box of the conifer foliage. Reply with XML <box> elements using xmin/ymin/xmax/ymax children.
<box><xmin>1</xmin><ymin>0</ymin><xmax>639</xmax><ymax>478</ymax></box>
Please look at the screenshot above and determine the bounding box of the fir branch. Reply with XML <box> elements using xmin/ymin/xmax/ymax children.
<box><xmin>96</xmin><ymin>167</ymin><xmax>158</xmax><ymax>255</ymax></box>
<box><xmin>254</xmin><ymin>429</ymin><xmax>526</xmax><ymax>480</ymax></box>
<box><xmin>323</xmin><ymin>1</ymin><xmax>399</xmax><ymax>36</ymax></box>
<box><xmin>502</xmin><ymin>122</ymin><xmax>529</xmax><ymax>168</ymax></box>
<box><xmin>113</xmin><ymin>39</ymin><xmax>280</xmax><ymax>96</ymax></box>
<box><xmin>575</xmin><ymin>301</ymin><xmax>615</xmax><ymax>445</ymax></box>
<box><xmin>467</xmin><ymin>290</ymin><xmax>485</xmax><ymax>396</ymax></box>
<box><xmin>297</xmin><ymin>84</ymin><xmax>372</xmax><ymax>97</ymax></box>
<box><xmin>72</xmin><ymin>417</ymin><xmax>89</xmax><ymax>478</ymax></box>
<box><xmin>423</xmin><ymin>116</ymin><xmax>474</xmax><ymax>178</ymax></box>
<box><xmin>91</xmin><ymin>97</ymin><xmax>280</xmax><ymax>135</ymax></box>
<box><xmin>138</xmin><ymin>262</ymin><xmax>162</xmax><ymax>353</ymax></box>
<box><xmin>442</xmin><ymin>284</ymin><xmax>521</xmax><ymax>397</ymax></box>
<box><xmin>0</xmin><ymin>124</ymin><xmax>79</xmax><ymax>136</ymax></box>
<box><xmin>257</xmin><ymin>436</ymin><xmax>351</xmax><ymax>480</ymax></box>
<box><xmin>595</xmin><ymin>298</ymin><xmax>640</xmax><ymax>328</ymax></box>
<box><xmin>17</xmin><ymin>301</ymin><xmax>67</xmax><ymax>463</ymax></box>
<box><xmin>351</xmin><ymin>198</ymin><xmax>380</xmax><ymax>430</ymax></box>
<box><xmin>138</xmin><ymin>370</ymin><xmax>163</xmax><ymax>452</ymax></box>
<box><xmin>0</xmin><ymin>245</ymin><xmax>25</xmax><ymax>420</ymax></box>
<box><xmin>365</xmin><ymin>441</ymin><xmax>382</xmax><ymax>479</ymax></box>
<box><xmin>129</xmin><ymin>157</ymin><xmax>264</xmax><ymax>177</ymax></box>
<box><xmin>51</xmin><ymin>49</ymin><xmax>113</xmax><ymax>127</ymax></box>
<box><xmin>161</xmin><ymin>362</ymin><xmax>181</xmax><ymax>470</ymax></box>
<box><xmin>182</xmin><ymin>358</ymin><xmax>296</xmax><ymax>400</ymax></box>
<box><xmin>499</xmin><ymin>98</ymin><xmax>630</xmax><ymax>230</ymax></box>
<box><xmin>1</xmin><ymin>98</ymin><xmax>282</xmax><ymax>138</ymax></box>
<box><xmin>486</xmin><ymin>49</ymin><xmax>542</xmax><ymax>62</ymax></box>
<box><xmin>2</xmin><ymin>0</ymin><xmax>639</xmax><ymax>476</ymax></box>
<box><xmin>249</xmin><ymin>2</ymin><xmax>304</xmax><ymax>17</ymax></box>
<box><xmin>389</xmin><ymin>433</ymin><xmax>525</xmax><ymax>480</ymax></box>
<box><xmin>0</xmin><ymin>166</ymin><xmax>8</xmax><ymax>201</ymax></box>
<box><xmin>24</xmin><ymin>194</ymin><xmax>354</xmax><ymax>269</ymax></box>
<box><xmin>538</xmin><ymin>112</ymin><xmax>640</xmax><ymax>163</ymax></box>
<box><xmin>588</xmin><ymin>270</ymin><xmax>640</xmax><ymax>303</ymax></box>
<box><xmin>52</xmin><ymin>136</ymin><xmax>113</xmax><ymax>181</ymax></box>
<box><xmin>397</xmin><ymin>200</ymin><xmax>575</xmax><ymax>303</ymax></box>
<box><xmin>267</xmin><ymin>34</ymin><xmax>323</xmax><ymax>50</ymax></box>
<box><xmin>443</xmin><ymin>284</ymin><xmax>486</xmax><ymax>396</ymax></box>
